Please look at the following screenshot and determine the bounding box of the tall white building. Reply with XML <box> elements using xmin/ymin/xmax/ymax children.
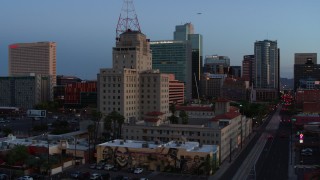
<box><xmin>98</xmin><ymin>31</ymin><xmax>170</xmax><ymax>122</ymax></box>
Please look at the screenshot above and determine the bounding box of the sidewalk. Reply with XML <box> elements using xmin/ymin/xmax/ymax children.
<box><xmin>288</xmin><ymin>135</ymin><xmax>298</xmax><ymax>180</ymax></box>
<box><xmin>209</xmin><ymin>131</ymin><xmax>256</xmax><ymax>180</ymax></box>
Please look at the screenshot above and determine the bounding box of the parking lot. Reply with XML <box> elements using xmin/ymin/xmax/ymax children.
<box><xmin>58</xmin><ymin>164</ymin><xmax>211</xmax><ymax>180</ymax></box>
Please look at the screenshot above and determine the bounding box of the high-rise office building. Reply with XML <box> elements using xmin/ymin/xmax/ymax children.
<box><xmin>8</xmin><ymin>42</ymin><xmax>57</xmax><ymax>101</ymax></box>
<box><xmin>254</xmin><ymin>40</ymin><xmax>279</xmax><ymax>89</ymax></box>
<box><xmin>294</xmin><ymin>53</ymin><xmax>317</xmax><ymax>64</ymax></box>
<box><xmin>9</xmin><ymin>42</ymin><xmax>57</xmax><ymax>85</ymax></box>
<box><xmin>150</xmin><ymin>40</ymin><xmax>192</xmax><ymax>100</ymax></box>
<box><xmin>253</xmin><ymin>40</ymin><xmax>279</xmax><ymax>101</ymax></box>
<box><xmin>174</xmin><ymin>23</ymin><xmax>203</xmax><ymax>99</ymax></box>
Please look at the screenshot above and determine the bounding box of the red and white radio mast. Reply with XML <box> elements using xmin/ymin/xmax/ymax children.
<box><xmin>116</xmin><ymin>0</ymin><xmax>141</xmax><ymax>38</ymax></box>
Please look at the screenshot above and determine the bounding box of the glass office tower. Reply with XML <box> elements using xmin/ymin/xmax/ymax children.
<box><xmin>254</xmin><ymin>40</ymin><xmax>279</xmax><ymax>89</ymax></box>
<box><xmin>150</xmin><ymin>40</ymin><xmax>192</xmax><ymax>100</ymax></box>
<box><xmin>174</xmin><ymin>23</ymin><xmax>203</xmax><ymax>99</ymax></box>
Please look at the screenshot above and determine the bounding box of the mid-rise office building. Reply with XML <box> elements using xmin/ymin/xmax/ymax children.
<box><xmin>54</xmin><ymin>75</ymin><xmax>82</xmax><ymax>104</ymax></box>
<box><xmin>64</xmin><ymin>81</ymin><xmax>97</xmax><ymax>108</ymax></box>
<box><xmin>150</xmin><ymin>40</ymin><xmax>192</xmax><ymax>100</ymax></box>
<box><xmin>294</xmin><ymin>53</ymin><xmax>317</xmax><ymax>65</ymax></box>
<box><xmin>200</xmin><ymin>73</ymin><xmax>227</xmax><ymax>99</ymax></box>
<box><xmin>294</xmin><ymin>55</ymin><xmax>320</xmax><ymax>91</ymax></box>
<box><xmin>204</xmin><ymin>55</ymin><xmax>230</xmax><ymax>74</ymax></box>
<box><xmin>168</xmin><ymin>74</ymin><xmax>184</xmax><ymax>105</ymax></box>
<box><xmin>0</xmin><ymin>74</ymin><xmax>52</xmax><ymax>108</ymax></box>
<box><xmin>98</xmin><ymin>31</ymin><xmax>170</xmax><ymax>122</ymax></box>
<box><xmin>242</xmin><ymin>55</ymin><xmax>255</xmax><ymax>85</ymax></box>
<box><xmin>229</xmin><ymin>66</ymin><xmax>241</xmax><ymax>78</ymax></box>
<box><xmin>222</xmin><ymin>77</ymin><xmax>250</xmax><ymax>101</ymax></box>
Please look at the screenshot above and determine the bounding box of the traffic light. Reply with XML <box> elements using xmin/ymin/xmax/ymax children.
<box><xmin>299</xmin><ymin>133</ymin><xmax>304</xmax><ymax>143</ymax></box>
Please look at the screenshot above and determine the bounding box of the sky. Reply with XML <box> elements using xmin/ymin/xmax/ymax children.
<box><xmin>1</xmin><ymin>0</ymin><xmax>320</xmax><ymax>80</ymax></box>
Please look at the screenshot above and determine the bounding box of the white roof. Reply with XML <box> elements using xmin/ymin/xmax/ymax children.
<box><xmin>98</xmin><ymin>139</ymin><xmax>218</xmax><ymax>153</ymax></box>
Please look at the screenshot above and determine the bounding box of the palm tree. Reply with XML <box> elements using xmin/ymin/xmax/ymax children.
<box><xmin>87</xmin><ymin>124</ymin><xmax>95</xmax><ymax>163</ymax></box>
<box><xmin>105</xmin><ymin>111</ymin><xmax>125</xmax><ymax>139</ymax></box>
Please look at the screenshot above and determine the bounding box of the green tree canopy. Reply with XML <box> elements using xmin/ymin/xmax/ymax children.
<box><xmin>6</xmin><ymin>145</ymin><xmax>29</xmax><ymax>166</ymax></box>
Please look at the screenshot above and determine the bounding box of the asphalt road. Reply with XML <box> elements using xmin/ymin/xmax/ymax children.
<box><xmin>257</xmin><ymin>122</ymin><xmax>290</xmax><ymax>180</ymax></box>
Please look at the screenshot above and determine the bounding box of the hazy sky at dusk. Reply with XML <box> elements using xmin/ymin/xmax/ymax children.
<box><xmin>1</xmin><ymin>0</ymin><xmax>319</xmax><ymax>79</ymax></box>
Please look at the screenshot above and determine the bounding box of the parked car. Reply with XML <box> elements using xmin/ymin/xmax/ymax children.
<box><xmin>301</xmin><ymin>148</ymin><xmax>313</xmax><ymax>156</ymax></box>
<box><xmin>127</xmin><ymin>167</ymin><xmax>135</xmax><ymax>173</ymax></box>
<box><xmin>0</xmin><ymin>174</ymin><xmax>8</xmax><ymax>180</ymax></box>
<box><xmin>90</xmin><ymin>163</ymin><xmax>97</xmax><ymax>169</ymax></box>
<box><xmin>70</xmin><ymin>171</ymin><xmax>90</xmax><ymax>179</ymax></box>
<box><xmin>16</xmin><ymin>176</ymin><xmax>33</xmax><ymax>180</ymax></box>
<box><xmin>112</xmin><ymin>166</ymin><xmax>120</xmax><ymax>172</ymax></box>
<box><xmin>104</xmin><ymin>164</ymin><xmax>114</xmax><ymax>170</ymax></box>
<box><xmin>134</xmin><ymin>168</ymin><xmax>143</xmax><ymax>174</ymax></box>
<box><xmin>96</xmin><ymin>162</ymin><xmax>105</xmax><ymax>170</ymax></box>
<box><xmin>90</xmin><ymin>173</ymin><xmax>102</xmax><ymax>180</ymax></box>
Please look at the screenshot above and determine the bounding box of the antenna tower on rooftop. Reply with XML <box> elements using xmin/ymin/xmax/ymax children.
<box><xmin>116</xmin><ymin>0</ymin><xmax>141</xmax><ymax>38</ymax></box>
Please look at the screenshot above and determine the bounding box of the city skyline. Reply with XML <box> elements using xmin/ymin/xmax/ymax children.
<box><xmin>1</xmin><ymin>0</ymin><xmax>319</xmax><ymax>80</ymax></box>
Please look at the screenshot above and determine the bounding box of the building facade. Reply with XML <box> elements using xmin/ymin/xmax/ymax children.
<box><xmin>294</xmin><ymin>53</ymin><xmax>317</xmax><ymax>65</ymax></box>
<box><xmin>174</xmin><ymin>23</ymin><xmax>203</xmax><ymax>100</ymax></box>
<box><xmin>254</xmin><ymin>40</ymin><xmax>279</xmax><ymax>89</ymax></box>
<box><xmin>294</xmin><ymin>59</ymin><xmax>320</xmax><ymax>92</ymax></box>
<box><xmin>150</xmin><ymin>40</ymin><xmax>192</xmax><ymax>100</ymax></box>
<box><xmin>98</xmin><ymin>31</ymin><xmax>170</xmax><ymax>122</ymax></box>
<box><xmin>200</xmin><ymin>73</ymin><xmax>227</xmax><ymax>99</ymax></box>
<box><xmin>9</xmin><ymin>42</ymin><xmax>57</xmax><ymax>86</ymax></box>
<box><xmin>54</xmin><ymin>75</ymin><xmax>82</xmax><ymax>104</ymax></box>
<box><xmin>222</xmin><ymin>77</ymin><xmax>250</xmax><ymax>101</ymax></box>
<box><xmin>242</xmin><ymin>55</ymin><xmax>255</xmax><ymax>86</ymax></box>
<box><xmin>96</xmin><ymin>139</ymin><xmax>218</xmax><ymax>174</ymax></box>
<box><xmin>0</xmin><ymin>75</ymin><xmax>52</xmax><ymax>109</ymax></box>
<box><xmin>168</xmin><ymin>74</ymin><xmax>184</xmax><ymax>105</ymax></box>
<box><xmin>122</xmin><ymin>100</ymin><xmax>252</xmax><ymax>164</ymax></box>
<box><xmin>64</xmin><ymin>81</ymin><xmax>97</xmax><ymax>108</ymax></box>
<box><xmin>253</xmin><ymin>40</ymin><xmax>279</xmax><ymax>100</ymax></box>
<box><xmin>203</xmin><ymin>55</ymin><xmax>230</xmax><ymax>74</ymax></box>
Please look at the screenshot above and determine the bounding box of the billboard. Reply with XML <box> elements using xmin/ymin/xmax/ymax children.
<box><xmin>27</xmin><ymin>110</ymin><xmax>46</xmax><ymax>117</ymax></box>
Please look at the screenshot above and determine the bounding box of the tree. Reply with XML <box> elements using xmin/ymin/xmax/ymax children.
<box><xmin>105</xmin><ymin>111</ymin><xmax>125</xmax><ymax>139</ymax></box>
<box><xmin>169</xmin><ymin>102</ymin><xmax>176</xmax><ymax>115</ymax></box>
<box><xmin>6</xmin><ymin>145</ymin><xmax>29</xmax><ymax>166</ymax></box>
<box><xmin>203</xmin><ymin>155</ymin><xmax>212</xmax><ymax>175</ymax></box>
<box><xmin>179</xmin><ymin>110</ymin><xmax>188</xmax><ymax>124</ymax></box>
<box><xmin>169</xmin><ymin>115</ymin><xmax>179</xmax><ymax>124</ymax></box>
<box><xmin>91</xmin><ymin>110</ymin><xmax>103</xmax><ymax>161</ymax></box>
<box><xmin>87</xmin><ymin>124</ymin><xmax>95</xmax><ymax>163</ymax></box>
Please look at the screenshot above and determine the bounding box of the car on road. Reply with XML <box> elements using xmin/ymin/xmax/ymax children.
<box><xmin>301</xmin><ymin>148</ymin><xmax>313</xmax><ymax>156</ymax></box>
<box><xmin>90</xmin><ymin>173</ymin><xmax>102</xmax><ymax>180</ymax></box>
<box><xmin>104</xmin><ymin>164</ymin><xmax>114</xmax><ymax>170</ymax></box>
<box><xmin>134</xmin><ymin>168</ymin><xmax>143</xmax><ymax>174</ymax></box>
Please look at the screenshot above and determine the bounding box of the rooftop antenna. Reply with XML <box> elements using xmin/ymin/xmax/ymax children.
<box><xmin>116</xmin><ymin>0</ymin><xmax>141</xmax><ymax>38</ymax></box>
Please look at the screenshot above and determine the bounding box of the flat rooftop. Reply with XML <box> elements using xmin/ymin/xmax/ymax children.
<box><xmin>98</xmin><ymin>139</ymin><xmax>218</xmax><ymax>153</ymax></box>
